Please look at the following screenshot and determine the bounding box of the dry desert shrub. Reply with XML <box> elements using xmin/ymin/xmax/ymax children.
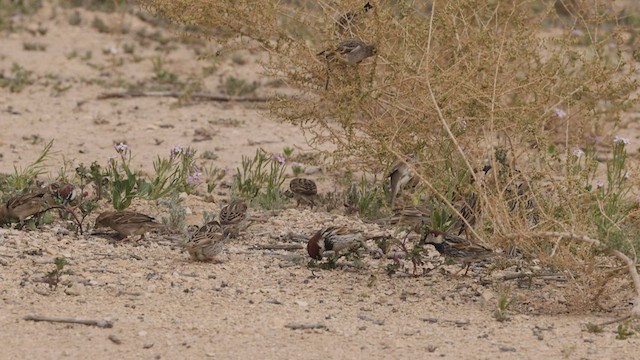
<box><xmin>139</xmin><ymin>0</ymin><xmax>640</xmax><ymax>314</ymax></box>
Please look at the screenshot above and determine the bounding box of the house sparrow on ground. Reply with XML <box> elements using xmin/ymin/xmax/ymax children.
<box><xmin>336</xmin><ymin>1</ymin><xmax>373</xmax><ymax>34</ymax></box>
<box><xmin>421</xmin><ymin>229</ymin><xmax>493</xmax><ymax>275</ymax></box>
<box><xmin>94</xmin><ymin>211</ymin><xmax>165</xmax><ymax>240</ymax></box>
<box><xmin>289</xmin><ymin>178</ymin><xmax>318</xmax><ymax>209</ymax></box>
<box><xmin>0</xmin><ymin>190</ymin><xmax>55</xmax><ymax>225</ymax></box>
<box><xmin>219</xmin><ymin>199</ymin><xmax>248</xmax><ymax>238</ymax></box>
<box><xmin>318</xmin><ymin>38</ymin><xmax>377</xmax><ymax>66</ymax></box>
<box><xmin>47</xmin><ymin>182</ymin><xmax>78</xmax><ymax>205</ymax></box>
<box><xmin>307</xmin><ymin>226</ymin><xmax>364</xmax><ymax>260</ymax></box>
<box><xmin>388</xmin><ymin>154</ymin><xmax>417</xmax><ymax>209</ymax></box>
<box><xmin>377</xmin><ymin>205</ymin><xmax>431</xmax><ymax>233</ymax></box>
<box><xmin>185</xmin><ymin>221</ymin><xmax>226</xmax><ymax>262</ymax></box>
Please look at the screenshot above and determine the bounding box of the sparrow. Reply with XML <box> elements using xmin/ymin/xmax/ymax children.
<box><xmin>47</xmin><ymin>182</ymin><xmax>78</xmax><ymax>205</ymax></box>
<box><xmin>289</xmin><ymin>178</ymin><xmax>318</xmax><ymax>209</ymax></box>
<box><xmin>451</xmin><ymin>164</ymin><xmax>492</xmax><ymax>236</ymax></box>
<box><xmin>377</xmin><ymin>205</ymin><xmax>431</xmax><ymax>233</ymax></box>
<box><xmin>0</xmin><ymin>190</ymin><xmax>55</xmax><ymax>225</ymax></box>
<box><xmin>185</xmin><ymin>220</ymin><xmax>226</xmax><ymax>262</ymax></box>
<box><xmin>94</xmin><ymin>211</ymin><xmax>165</xmax><ymax>240</ymax></box>
<box><xmin>336</xmin><ymin>1</ymin><xmax>374</xmax><ymax>34</ymax></box>
<box><xmin>219</xmin><ymin>199</ymin><xmax>248</xmax><ymax>238</ymax></box>
<box><xmin>388</xmin><ymin>153</ymin><xmax>417</xmax><ymax>209</ymax></box>
<box><xmin>318</xmin><ymin>38</ymin><xmax>377</xmax><ymax>66</ymax></box>
<box><xmin>421</xmin><ymin>229</ymin><xmax>493</xmax><ymax>275</ymax></box>
<box><xmin>307</xmin><ymin>226</ymin><xmax>364</xmax><ymax>260</ymax></box>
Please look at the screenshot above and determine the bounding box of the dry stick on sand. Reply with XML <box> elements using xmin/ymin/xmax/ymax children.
<box><xmin>23</xmin><ymin>314</ymin><xmax>114</xmax><ymax>328</ymax></box>
<box><xmin>285</xmin><ymin>322</ymin><xmax>326</xmax><ymax>330</ymax></box>
<box><xmin>97</xmin><ymin>90</ymin><xmax>271</xmax><ymax>102</ymax></box>
<box><xmin>502</xmin><ymin>231</ymin><xmax>640</xmax><ymax>318</ymax></box>
<box><xmin>252</xmin><ymin>244</ymin><xmax>304</xmax><ymax>251</ymax></box>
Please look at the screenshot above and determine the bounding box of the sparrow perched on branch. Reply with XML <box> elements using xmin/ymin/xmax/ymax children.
<box><xmin>307</xmin><ymin>226</ymin><xmax>364</xmax><ymax>260</ymax></box>
<box><xmin>289</xmin><ymin>178</ymin><xmax>318</xmax><ymax>209</ymax></box>
<box><xmin>0</xmin><ymin>190</ymin><xmax>55</xmax><ymax>225</ymax></box>
<box><xmin>388</xmin><ymin>153</ymin><xmax>418</xmax><ymax>209</ymax></box>
<box><xmin>318</xmin><ymin>38</ymin><xmax>377</xmax><ymax>66</ymax></box>
<box><xmin>94</xmin><ymin>211</ymin><xmax>165</xmax><ymax>240</ymax></box>
<box><xmin>185</xmin><ymin>220</ymin><xmax>226</xmax><ymax>262</ymax></box>
<box><xmin>219</xmin><ymin>199</ymin><xmax>248</xmax><ymax>238</ymax></box>
<box><xmin>421</xmin><ymin>229</ymin><xmax>493</xmax><ymax>275</ymax></box>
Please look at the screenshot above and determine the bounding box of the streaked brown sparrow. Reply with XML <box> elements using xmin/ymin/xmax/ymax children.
<box><xmin>219</xmin><ymin>199</ymin><xmax>248</xmax><ymax>238</ymax></box>
<box><xmin>421</xmin><ymin>229</ymin><xmax>493</xmax><ymax>275</ymax></box>
<box><xmin>185</xmin><ymin>220</ymin><xmax>226</xmax><ymax>262</ymax></box>
<box><xmin>318</xmin><ymin>38</ymin><xmax>377</xmax><ymax>66</ymax></box>
<box><xmin>289</xmin><ymin>178</ymin><xmax>318</xmax><ymax>209</ymax></box>
<box><xmin>94</xmin><ymin>211</ymin><xmax>165</xmax><ymax>240</ymax></box>
<box><xmin>378</xmin><ymin>205</ymin><xmax>431</xmax><ymax>233</ymax></box>
<box><xmin>0</xmin><ymin>190</ymin><xmax>55</xmax><ymax>225</ymax></box>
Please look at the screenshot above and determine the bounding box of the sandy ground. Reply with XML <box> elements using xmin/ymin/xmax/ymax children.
<box><xmin>1</xmin><ymin>3</ymin><xmax>640</xmax><ymax>359</ymax></box>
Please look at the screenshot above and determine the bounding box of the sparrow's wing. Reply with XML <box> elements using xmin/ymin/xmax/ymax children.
<box><xmin>112</xmin><ymin>211</ymin><xmax>157</xmax><ymax>225</ymax></box>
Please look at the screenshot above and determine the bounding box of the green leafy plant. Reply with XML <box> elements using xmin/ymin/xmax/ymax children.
<box><xmin>44</xmin><ymin>257</ymin><xmax>69</xmax><ymax>290</ymax></box>
<box><xmin>106</xmin><ymin>143</ymin><xmax>138</xmax><ymax>210</ymax></box>
<box><xmin>616</xmin><ymin>320</ymin><xmax>636</xmax><ymax>340</ymax></box>
<box><xmin>203</xmin><ymin>165</ymin><xmax>225</xmax><ymax>194</ymax></box>
<box><xmin>224</xmin><ymin>76</ymin><xmax>257</xmax><ymax>97</ymax></box>
<box><xmin>345</xmin><ymin>175</ymin><xmax>387</xmax><ymax>220</ymax></box>
<box><xmin>105</xmin><ymin>144</ymin><xmax>201</xmax><ymax>210</ymax></box>
<box><xmin>0</xmin><ymin>63</ymin><xmax>34</xmax><ymax>93</ymax></box>
<box><xmin>141</xmin><ymin>145</ymin><xmax>201</xmax><ymax>199</ymax></box>
<box><xmin>494</xmin><ymin>287</ymin><xmax>514</xmax><ymax>322</ymax></box>
<box><xmin>157</xmin><ymin>192</ymin><xmax>187</xmax><ymax>232</ymax></box>
<box><xmin>76</xmin><ymin>161</ymin><xmax>109</xmax><ymax>200</ymax></box>
<box><xmin>2</xmin><ymin>140</ymin><xmax>53</xmax><ymax>195</ymax></box>
<box><xmin>232</xmin><ymin>148</ymin><xmax>287</xmax><ymax>209</ymax></box>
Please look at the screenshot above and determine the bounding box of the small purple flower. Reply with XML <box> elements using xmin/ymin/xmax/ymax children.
<box><xmin>571</xmin><ymin>148</ymin><xmax>584</xmax><ymax>158</ymax></box>
<box><xmin>114</xmin><ymin>142</ymin><xmax>129</xmax><ymax>154</ymax></box>
<box><xmin>170</xmin><ymin>145</ymin><xmax>184</xmax><ymax>157</ymax></box>
<box><xmin>613</xmin><ymin>135</ymin><xmax>629</xmax><ymax>145</ymax></box>
<box><xmin>554</xmin><ymin>107</ymin><xmax>567</xmax><ymax>119</ymax></box>
<box><xmin>187</xmin><ymin>168</ymin><xmax>201</xmax><ymax>186</ymax></box>
<box><xmin>291</xmin><ymin>162</ymin><xmax>301</xmax><ymax>167</ymax></box>
<box><xmin>571</xmin><ymin>29</ymin><xmax>584</xmax><ymax>37</ymax></box>
<box><xmin>596</xmin><ymin>180</ymin><xmax>604</xmax><ymax>189</ymax></box>
<box><xmin>273</xmin><ymin>153</ymin><xmax>286</xmax><ymax>165</ymax></box>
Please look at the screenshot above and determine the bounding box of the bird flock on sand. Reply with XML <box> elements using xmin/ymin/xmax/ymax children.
<box><xmin>0</xmin><ymin>149</ymin><xmax>501</xmax><ymax>276</ymax></box>
<box><xmin>0</xmin><ymin>1</ymin><xmax>534</xmax><ymax>275</ymax></box>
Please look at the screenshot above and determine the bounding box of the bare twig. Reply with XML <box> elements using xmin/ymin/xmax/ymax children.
<box><xmin>252</xmin><ymin>244</ymin><xmax>304</xmax><ymax>251</ymax></box>
<box><xmin>97</xmin><ymin>90</ymin><xmax>271</xmax><ymax>102</ymax></box>
<box><xmin>285</xmin><ymin>322</ymin><xmax>326</xmax><ymax>330</ymax></box>
<box><xmin>596</xmin><ymin>315</ymin><xmax>632</xmax><ymax>327</ymax></box>
<box><xmin>23</xmin><ymin>314</ymin><xmax>114</xmax><ymax>328</ymax></box>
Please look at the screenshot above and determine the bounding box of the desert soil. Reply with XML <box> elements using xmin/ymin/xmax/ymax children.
<box><xmin>1</xmin><ymin>3</ymin><xmax>640</xmax><ymax>360</ymax></box>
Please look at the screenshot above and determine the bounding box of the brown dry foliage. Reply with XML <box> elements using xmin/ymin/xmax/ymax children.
<box><xmin>140</xmin><ymin>0</ymin><xmax>640</xmax><ymax>309</ymax></box>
